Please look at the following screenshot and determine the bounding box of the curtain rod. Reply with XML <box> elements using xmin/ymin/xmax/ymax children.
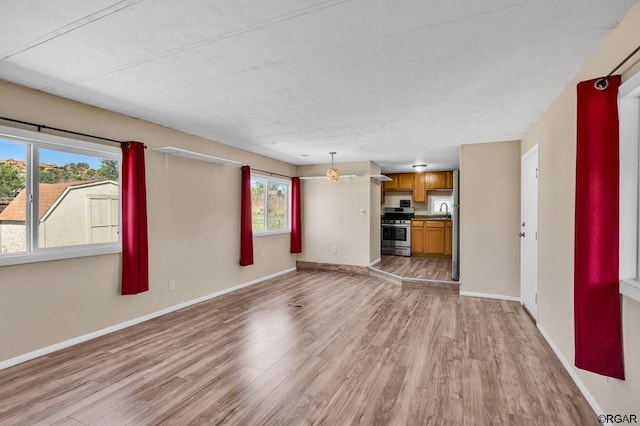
<box><xmin>608</xmin><ymin>43</ymin><xmax>640</xmax><ymax>77</ymax></box>
<box><xmin>0</xmin><ymin>115</ymin><xmax>143</xmax><ymax>147</ymax></box>
<box><xmin>251</xmin><ymin>168</ymin><xmax>293</xmax><ymax>179</ymax></box>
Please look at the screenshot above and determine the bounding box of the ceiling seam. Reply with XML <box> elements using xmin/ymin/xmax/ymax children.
<box><xmin>38</xmin><ymin>0</ymin><xmax>354</xmax><ymax>93</ymax></box>
<box><xmin>0</xmin><ymin>0</ymin><xmax>145</xmax><ymax>61</ymax></box>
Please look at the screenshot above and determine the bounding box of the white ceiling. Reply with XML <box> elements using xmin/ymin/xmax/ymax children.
<box><xmin>0</xmin><ymin>0</ymin><xmax>636</xmax><ymax>172</ymax></box>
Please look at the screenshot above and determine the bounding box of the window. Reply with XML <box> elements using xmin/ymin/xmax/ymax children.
<box><xmin>0</xmin><ymin>125</ymin><xmax>121</xmax><ymax>266</ymax></box>
<box><xmin>619</xmin><ymin>71</ymin><xmax>640</xmax><ymax>302</ymax></box>
<box><xmin>250</xmin><ymin>173</ymin><xmax>291</xmax><ymax>235</ymax></box>
<box><xmin>431</xmin><ymin>194</ymin><xmax>452</xmax><ymax>215</ymax></box>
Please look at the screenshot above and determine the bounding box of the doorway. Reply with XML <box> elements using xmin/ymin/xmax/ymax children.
<box><xmin>521</xmin><ymin>144</ymin><xmax>539</xmax><ymax>319</ymax></box>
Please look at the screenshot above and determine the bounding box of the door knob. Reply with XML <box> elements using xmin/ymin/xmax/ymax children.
<box><xmin>519</xmin><ymin>232</ymin><xmax>526</xmax><ymax>238</ymax></box>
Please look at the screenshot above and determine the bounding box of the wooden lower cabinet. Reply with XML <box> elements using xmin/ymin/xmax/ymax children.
<box><xmin>411</xmin><ymin>220</ymin><xmax>452</xmax><ymax>257</ymax></box>
<box><xmin>411</xmin><ymin>222</ymin><xmax>424</xmax><ymax>254</ymax></box>
<box><xmin>424</xmin><ymin>222</ymin><xmax>445</xmax><ymax>255</ymax></box>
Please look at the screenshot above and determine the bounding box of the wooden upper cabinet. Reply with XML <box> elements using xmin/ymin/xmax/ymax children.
<box><xmin>444</xmin><ymin>171</ymin><xmax>453</xmax><ymax>189</ymax></box>
<box><xmin>426</xmin><ymin>172</ymin><xmax>446</xmax><ymax>190</ymax></box>
<box><xmin>383</xmin><ymin>173</ymin><xmax>398</xmax><ymax>191</ymax></box>
<box><xmin>383</xmin><ymin>173</ymin><xmax>413</xmax><ymax>192</ymax></box>
<box><xmin>413</xmin><ymin>173</ymin><xmax>426</xmax><ymax>203</ymax></box>
<box><xmin>383</xmin><ymin>171</ymin><xmax>452</xmax><ymax>195</ymax></box>
<box><xmin>397</xmin><ymin>173</ymin><xmax>414</xmax><ymax>191</ymax></box>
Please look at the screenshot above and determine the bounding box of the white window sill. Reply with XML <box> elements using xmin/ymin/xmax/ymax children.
<box><xmin>253</xmin><ymin>229</ymin><xmax>291</xmax><ymax>237</ymax></box>
<box><xmin>0</xmin><ymin>244</ymin><xmax>121</xmax><ymax>267</ymax></box>
<box><xmin>620</xmin><ymin>279</ymin><xmax>640</xmax><ymax>303</ymax></box>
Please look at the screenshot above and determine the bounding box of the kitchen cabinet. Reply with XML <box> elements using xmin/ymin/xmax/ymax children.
<box><xmin>413</xmin><ymin>172</ymin><xmax>426</xmax><ymax>203</ymax></box>
<box><xmin>444</xmin><ymin>221</ymin><xmax>452</xmax><ymax>255</ymax></box>
<box><xmin>411</xmin><ymin>220</ymin><xmax>452</xmax><ymax>257</ymax></box>
<box><xmin>444</xmin><ymin>171</ymin><xmax>453</xmax><ymax>189</ymax></box>
<box><xmin>397</xmin><ymin>173</ymin><xmax>413</xmax><ymax>191</ymax></box>
<box><xmin>426</xmin><ymin>172</ymin><xmax>445</xmax><ymax>190</ymax></box>
<box><xmin>424</xmin><ymin>171</ymin><xmax>453</xmax><ymax>190</ymax></box>
<box><xmin>382</xmin><ymin>174</ymin><xmax>397</xmax><ymax>191</ymax></box>
<box><xmin>411</xmin><ymin>221</ymin><xmax>424</xmax><ymax>254</ymax></box>
<box><xmin>383</xmin><ymin>173</ymin><xmax>414</xmax><ymax>192</ymax></box>
<box><xmin>424</xmin><ymin>221</ymin><xmax>445</xmax><ymax>255</ymax></box>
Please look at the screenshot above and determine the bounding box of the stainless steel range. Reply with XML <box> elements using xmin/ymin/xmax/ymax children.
<box><xmin>381</xmin><ymin>207</ymin><xmax>415</xmax><ymax>257</ymax></box>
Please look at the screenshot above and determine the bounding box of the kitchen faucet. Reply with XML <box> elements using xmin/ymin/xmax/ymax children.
<box><xmin>439</xmin><ymin>202</ymin><xmax>449</xmax><ymax>214</ymax></box>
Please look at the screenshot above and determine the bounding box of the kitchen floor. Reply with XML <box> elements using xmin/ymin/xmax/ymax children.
<box><xmin>377</xmin><ymin>255</ymin><xmax>453</xmax><ymax>281</ymax></box>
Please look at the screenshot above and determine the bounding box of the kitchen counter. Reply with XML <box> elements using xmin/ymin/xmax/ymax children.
<box><xmin>413</xmin><ymin>215</ymin><xmax>451</xmax><ymax>221</ymax></box>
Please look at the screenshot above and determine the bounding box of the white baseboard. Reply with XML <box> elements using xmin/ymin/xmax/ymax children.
<box><xmin>0</xmin><ymin>267</ymin><xmax>297</xmax><ymax>371</ymax></box>
<box><xmin>459</xmin><ymin>291</ymin><xmax>520</xmax><ymax>302</ymax></box>
<box><xmin>536</xmin><ymin>324</ymin><xmax>604</xmax><ymax>418</ymax></box>
<box><xmin>370</xmin><ymin>258</ymin><xmax>381</xmax><ymax>267</ymax></box>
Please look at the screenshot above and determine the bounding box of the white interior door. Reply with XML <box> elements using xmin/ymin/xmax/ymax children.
<box><xmin>521</xmin><ymin>145</ymin><xmax>539</xmax><ymax>319</ymax></box>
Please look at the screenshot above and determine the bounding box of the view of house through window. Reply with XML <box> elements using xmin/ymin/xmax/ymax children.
<box><xmin>250</xmin><ymin>175</ymin><xmax>290</xmax><ymax>234</ymax></box>
<box><xmin>0</xmin><ymin>131</ymin><xmax>121</xmax><ymax>261</ymax></box>
<box><xmin>0</xmin><ymin>140</ymin><xmax>26</xmax><ymax>254</ymax></box>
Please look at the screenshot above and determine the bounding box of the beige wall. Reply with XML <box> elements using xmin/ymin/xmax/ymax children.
<box><xmin>521</xmin><ymin>2</ymin><xmax>640</xmax><ymax>413</ymax></box>
<box><xmin>369</xmin><ymin>162</ymin><xmax>381</xmax><ymax>264</ymax></box>
<box><xmin>296</xmin><ymin>161</ymin><xmax>379</xmax><ymax>267</ymax></box>
<box><xmin>460</xmin><ymin>141</ymin><xmax>521</xmax><ymax>297</ymax></box>
<box><xmin>0</xmin><ymin>80</ymin><xmax>297</xmax><ymax>363</ymax></box>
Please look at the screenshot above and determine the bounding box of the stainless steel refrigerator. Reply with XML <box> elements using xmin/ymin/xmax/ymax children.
<box><xmin>452</xmin><ymin>170</ymin><xmax>460</xmax><ymax>281</ymax></box>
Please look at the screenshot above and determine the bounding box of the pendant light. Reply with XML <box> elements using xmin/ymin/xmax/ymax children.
<box><xmin>326</xmin><ymin>151</ymin><xmax>339</xmax><ymax>181</ymax></box>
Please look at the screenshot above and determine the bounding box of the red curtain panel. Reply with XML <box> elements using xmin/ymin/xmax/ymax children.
<box><xmin>240</xmin><ymin>165</ymin><xmax>254</xmax><ymax>266</ymax></box>
<box><xmin>290</xmin><ymin>177</ymin><xmax>302</xmax><ymax>253</ymax></box>
<box><xmin>574</xmin><ymin>75</ymin><xmax>624</xmax><ymax>379</ymax></box>
<box><xmin>121</xmin><ymin>141</ymin><xmax>149</xmax><ymax>295</ymax></box>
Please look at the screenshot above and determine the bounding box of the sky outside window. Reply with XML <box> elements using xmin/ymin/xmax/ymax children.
<box><xmin>0</xmin><ymin>140</ymin><xmax>102</xmax><ymax>168</ymax></box>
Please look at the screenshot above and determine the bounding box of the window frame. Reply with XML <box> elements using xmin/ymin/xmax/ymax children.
<box><xmin>250</xmin><ymin>172</ymin><xmax>292</xmax><ymax>236</ymax></box>
<box><xmin>0</xmin><ymin>125</ymin><xmax>122</xmax><ymax>267</ymax></box>
<box><xmin>619</xmin><ymin>71</ymin><xmax>640</xmax><ymax>302</ymax></box>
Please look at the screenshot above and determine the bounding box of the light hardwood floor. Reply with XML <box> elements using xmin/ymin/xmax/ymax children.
<box><xmin>377</xmin><ymin>255</ymin><xmax>453</xmax><ymax>281</ymax></box>
<box><xmin>0</xmin><ymin>271</ymin><xmax>596</xmax><ymax>425</ymax></box>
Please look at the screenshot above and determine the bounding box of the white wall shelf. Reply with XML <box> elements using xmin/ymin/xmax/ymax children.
<box><xmin>153</xmin><ymin>146</ymin><xmax>240</xmax><ymax>165</ymax></box>
<box><xmin>299</xmin><ymin>175</ymin><xmax>358</xmax><ymax>180</ymax></box>
<box><xmin>621</xmin><ymin>279</ymin><xmax>640</xmax><ymax>303</ymax></box>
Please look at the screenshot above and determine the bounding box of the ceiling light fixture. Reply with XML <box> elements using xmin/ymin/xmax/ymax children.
<box><xmin>326</xmin><ymin>152</ymin><xmax>339</xmax><ymax>181</ymax></box>
<box><xmin>412</xmin><ymin>164</ymin><xmax>427</xmax><ymax>172</ymax></box>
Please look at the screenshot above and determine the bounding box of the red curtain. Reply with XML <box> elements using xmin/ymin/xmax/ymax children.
<box><xmin>121</xmin><ymin>141</ymin><xmax>149</xmax><ymax>295</ymax></box>
<box><xmin>240</xmin><ymin>165</ymin><xmax>254</xmax><ymax>266</ymax></box>
<box><xmin>574</xmin><ymin>75</ymin><xmax>624</xmax><ymax>379</ymax></box>
<box><xmin>290</xmin><ymin>177</ymin><xmax>302</xmax><ymax>253</ymax></box>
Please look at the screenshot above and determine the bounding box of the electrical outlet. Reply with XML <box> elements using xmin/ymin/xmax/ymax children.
<box><xmin>260</xmin><ymin>250</ymin><xmax>265</xmax><ymax>258</ymax></box>
<box><xmin>331</xmin><ymin>246</ymin><xmax>337</xmax><ymax>254</ymax></box>
<box><xmin>168</xmin><ymin>279</ymin><xmax>175</xmax><ymax>291</ymax></box>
